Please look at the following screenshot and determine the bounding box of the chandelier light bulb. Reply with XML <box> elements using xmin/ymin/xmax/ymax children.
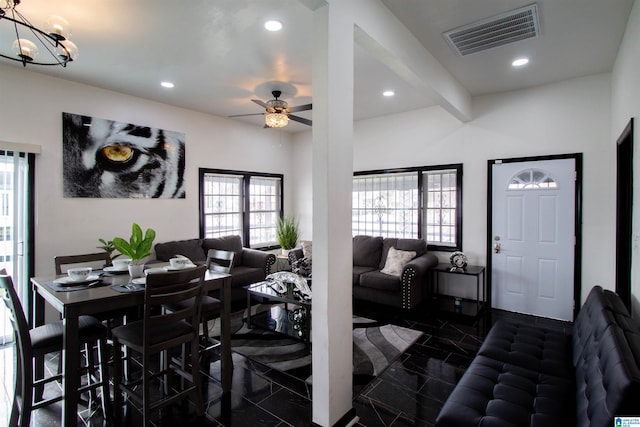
<box><xmin>46</xmin><ymin>16</ymin><xmax>71</xmax><ymax>41</ymax></box>
<box><xmin>55</xmin><ymin>39</ymin><xmax>78</xmax><ymax>61</ymax></box>
<box><xmin>12</xmin><ymin>38</ymin><xmax>38</xmax><ymax>62</ymax></box>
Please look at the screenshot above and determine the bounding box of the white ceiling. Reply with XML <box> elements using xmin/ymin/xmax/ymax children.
<box><xmin>1</xmin><ymin>0</ymin><xmax>634</xmax><ymax>132</ymax></box>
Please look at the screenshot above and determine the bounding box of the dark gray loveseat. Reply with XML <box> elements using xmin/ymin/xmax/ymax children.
<box><xmin>436</xmin><ymin>286</ymin><xmax>640</xmax><ymax>427</ymax></box>
<box><xmin>290</xmin><ymin>235</ymin><xmax>438</xmax><ymax>309</ymax></box>
<box><xmin>152</xmin><ymin>235</ymin><xmax>276</xmax><ymax>304</ymax></box>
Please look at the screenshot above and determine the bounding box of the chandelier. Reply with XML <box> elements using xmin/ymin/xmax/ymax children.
<box><xmin>0</xmin><ymin>0</ymin><xmax>78</xmax><ymax>67</ymax></box>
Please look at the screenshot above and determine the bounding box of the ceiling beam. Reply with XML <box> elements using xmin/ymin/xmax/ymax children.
<box><xmin>352</xmin><ymin>0</ymin><xmax>472</xmax><ymax>122</ymax></box>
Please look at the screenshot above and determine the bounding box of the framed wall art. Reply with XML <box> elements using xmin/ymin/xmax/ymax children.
<box><xmin>62</xmin><ymin>112</ymin><xmax>185</xmax><ymax>198</ymax></box>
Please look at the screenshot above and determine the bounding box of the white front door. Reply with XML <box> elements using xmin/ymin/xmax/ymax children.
<box><xmin>491</xmin><ymin>158</ymin><xmax>575</xmax><ymax>321</ymax></box>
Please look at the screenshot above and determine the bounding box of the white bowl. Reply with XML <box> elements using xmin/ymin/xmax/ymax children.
<box><xmin>67</xmin><ymin>267</ymin><xmax>92</xmax><ymax>282</ymax></box>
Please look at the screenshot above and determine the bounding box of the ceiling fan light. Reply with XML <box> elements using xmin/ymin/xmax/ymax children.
<box><xmin>265</xmin><ymin>113</ymin><xmax>288</xmax><ymax>128</ymax></box>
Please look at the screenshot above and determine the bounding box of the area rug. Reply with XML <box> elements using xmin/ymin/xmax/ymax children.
<box><xmin>209</xmin><ymin>304</ymin><xmax>423</xmax><ymax>384</ymax></box>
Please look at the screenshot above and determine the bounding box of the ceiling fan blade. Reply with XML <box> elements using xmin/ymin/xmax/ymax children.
<box><xmin>288</xmin><ymin>114</ymin><xmax>312</xmax><ymax>126</ymax></box>
<box><xmin>288</xmin><ymin>103</ymin><xmax>313</xmax><ymax>113</ymax></box>
<box><xmin>251</xmin><ymin>99</ymin><xmax>268</xmax><ymax>108</ymax></box>
<box><xmin>228</xmin><ymin>113</ymin><xmax>265</xmax><ymax>118</ymax></box>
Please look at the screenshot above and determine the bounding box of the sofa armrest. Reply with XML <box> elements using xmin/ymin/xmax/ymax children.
<box><xmin>242</xmin><ymin>248</ymin><xmax>277</xmax><ymax>275</ymax></box>
<box><xmin>288</xmin><ymin>248</ymin><xmax>304</xmax><ymax>265</ymax></box>
<box><xmin>400</xmin><ymin>252</ymin><xmax>438</xmax><ymax>309</ymax></box>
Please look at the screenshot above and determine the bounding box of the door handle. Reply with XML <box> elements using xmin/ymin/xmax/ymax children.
<box><xmin>494</xmin><ymin>243</ymin><xmax>501</xmax><ymax>254</ymax></box>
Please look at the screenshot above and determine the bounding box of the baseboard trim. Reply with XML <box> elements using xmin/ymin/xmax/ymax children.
<box><xmin>311</xmin><ymin>408</ymin><xmax>358</xmax><ymax>427</ymax></box>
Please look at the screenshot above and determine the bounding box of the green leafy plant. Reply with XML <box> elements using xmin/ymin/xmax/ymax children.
<box><xmin>276</xmin><ymin>215</ymin><xmax>299</xmax><ymax>250</ymax></box>
<box><xmin>113</xmin><ymin>223</ymin><xmax>156</xmax><ymax>265</ymax></box>
<box><xmin>97</xmin><ymin>238</ymin><xmax>120</xmax><ymax>266</ymax></box>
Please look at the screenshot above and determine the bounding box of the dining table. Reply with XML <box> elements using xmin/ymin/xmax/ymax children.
<box><xmin>31</xmin><ymin>266</ymin><xmax>233</xmax><ymax>427</ymax></box>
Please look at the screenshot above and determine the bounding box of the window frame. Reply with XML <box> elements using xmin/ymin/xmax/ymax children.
<box><xmin>199</xmin><ymin>168</ymin><xmax>284</xmax><ymax>250</ymax></box>
<box><xmin>353</xmin><ymin>164</ymin><xmax>463</xmax><ymax>252</ymax></box>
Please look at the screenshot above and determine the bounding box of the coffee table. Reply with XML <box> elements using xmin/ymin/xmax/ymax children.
<box><xmin>245</xmin><ymin>281</ymin><xmax>312</xmax><ymax>344</ymax></box>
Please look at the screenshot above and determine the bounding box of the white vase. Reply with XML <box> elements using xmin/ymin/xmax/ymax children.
<box><xmin>128</xmin><ymin>264</ymin><xmax>145</xmax><ymax>278</ymax></box>
<box><xmin>281</xmin><ymin>249</ymin><xmax>290</xmax><ymax>256</ymax></box>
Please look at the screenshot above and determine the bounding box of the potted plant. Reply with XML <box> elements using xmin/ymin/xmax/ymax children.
<box><xmin>96</xmin><ymin>238</ymin><xmax>120</xmax><ymax>267</ymax></box>
<box><xmin>276</xmin><ymin>215</ymin><xmax>299</xmax><ymax>256</ymax></box>
<box><xmin>113</xmin><ymin>223</ymin><xmax>156</xmax><ymax>277</ymax></box>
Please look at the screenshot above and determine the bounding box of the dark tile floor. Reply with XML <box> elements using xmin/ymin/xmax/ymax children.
<box><xmin>1</xmin><ymin>301</ymin><xmax>572</xmax><ymax>426</ymax></box>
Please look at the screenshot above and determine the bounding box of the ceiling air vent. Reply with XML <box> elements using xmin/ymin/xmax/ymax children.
<box><xmin>443</xmin><ymin>4</ymin><xmax>540</xmax><ymax>56</ymax></box>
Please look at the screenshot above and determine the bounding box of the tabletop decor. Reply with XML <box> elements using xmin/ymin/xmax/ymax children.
<box><xmin>449</xmin><ymin>251</ymin><xmax>468</xmax><ymax>272</ymax></box>
<box><xmin>113</xmin><ymin>223</ymin><xmax>156</xmax><ymax>277</ymax></box>
<box><xmin>96</xmin><ymin>238</ymin><xmax>120</xmax><ymax>267</ymax></box>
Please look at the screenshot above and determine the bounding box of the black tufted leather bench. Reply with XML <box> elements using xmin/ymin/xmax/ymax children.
<box><xmin>436</xmin><ymin>286</ymin><xmax>640</xmax><ymax>427</ymax></box>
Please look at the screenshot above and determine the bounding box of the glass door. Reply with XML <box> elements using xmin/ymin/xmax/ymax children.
<box><xmin>0</xmin><ymin>151</ymin><xmax>33</xmax><ymax>342</ymax></box>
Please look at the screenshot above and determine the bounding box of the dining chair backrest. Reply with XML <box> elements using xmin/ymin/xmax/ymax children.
<box><xmin>0</xmin><ymin>273</ymin><xmax>31</xmax><ymax>368</ymax></box>
<box><xmin>206</xmin><ymin>249</ymin><xmax>234</xmax><ymax>274</ymax></box>
<box><xmin>143</xmin><ymin>265</ymin><xmax>207</xmax><ymax>352</ymax></box>
<box><xmin>54</xmin><ymin>252</ymin><xmax>110</xmax><ymax>275</ymax></box>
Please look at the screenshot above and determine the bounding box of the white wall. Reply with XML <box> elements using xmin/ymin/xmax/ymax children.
<box><xmin>293</xmin><ymin>73</ymin><xmax>614</xmax><ymax>303</ymax></box>
<box><xmin>612</xmin><ymin>0</ymin><xmax>640</xmax><ymax>318</ymax></box>
<box><xmin>0</xmin><ymin>64</ymin><xmax>294</xmax><ymax>280</ymax></box>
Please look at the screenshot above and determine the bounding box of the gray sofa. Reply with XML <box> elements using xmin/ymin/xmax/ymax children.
<box><xmin>152</xmin><ymin>235</ymin><xmax>276</xmax><ymax>304</ymax></box>
<box><xmin>289</xmin><ymin>235</ymin><xmax>438</xmax><ymax>309</ymax></box>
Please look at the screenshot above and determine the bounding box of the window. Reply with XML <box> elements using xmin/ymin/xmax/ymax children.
<box><xmin>424</xmin><ymin>169</ymin><xmax>458</xmax><ymax>246</ymax></box>
<box><xmin>352</xmin><ymin>165</ymin><xmax>462</xmax><ymax>251</ymax></box>
<box><xmin>352</xmin><ymin>173</ymin><xmax>418</xmax><ymax>238</ymax></box>
<box><xmin>508</xmin><ymin>168</ymin><xmax>558</xmax><ymax>190</ymax></box>
<box><xmin>200</xmin><ymin>169</ymin><xmax>283</xmax><ymax>249</ymax></box>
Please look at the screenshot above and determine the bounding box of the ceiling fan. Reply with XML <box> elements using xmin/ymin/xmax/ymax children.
<box><xmin>229</xmin><ymin>90</ymin><xmax>312</xmax><ymax>128</ymax></box>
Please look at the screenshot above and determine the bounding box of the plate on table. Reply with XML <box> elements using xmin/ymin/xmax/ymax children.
<box><xmin>54</xmin><ymin>275</ymin><xmax>101</xmax><ymax>287</ymax></box>
<box><xmin>163</xmin><ymin>264</ymin><xmax>197</xmax><ymax>271</ymax></box>
<box><xmin>103</xmin><ymin>266</ymin><xmax>129</xmax><ymax>274</ymax></box>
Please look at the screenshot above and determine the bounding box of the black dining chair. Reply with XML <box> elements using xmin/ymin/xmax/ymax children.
<box><xmin>111</xmin><ymin>265</ymin><xmax>207</xmax><ymax>426</ymax></box>
<box><xmin>0</xmin><ymin>273</ymin><xmax>111</xmax><ymax>427</ymax></box>
<box><xmin>54</xmin><ymin>252</ymin><xmax>110</xmax><ymax>275</ymax></box>
<box><xmin>165</xmin><ymin>249</ymin><xmax>234</xmax><ymax>352</ymax></box>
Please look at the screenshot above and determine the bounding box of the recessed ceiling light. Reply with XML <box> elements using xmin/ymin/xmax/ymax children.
<box><xmin>264</xmin><ymin>20</ymin><xmax>283</xmax><ymax>31</ymax></box>
<box><xmin>161</xmin><ymin>81</ymin><xmax>175</xmax><ymax>88</ymax></box>
<box><xmin>512</xmin><ymin>57</ymin><xmax>529</xmax><ymax>67</ymax></box>
<box><xmin>383</xmin><ymin>90</ymin><xmax>395</xmax><ymax>97</ymax></box>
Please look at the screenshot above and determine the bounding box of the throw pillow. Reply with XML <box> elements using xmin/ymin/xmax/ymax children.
<box><xmin>301</xmin><ymin>240</ymin><xmax>312</xmax><ymax>260</ymax></box>
<box><xmin>380</xmin><ymin>247</ymin><xmax>416</xmax><ymax>277</ymax></box>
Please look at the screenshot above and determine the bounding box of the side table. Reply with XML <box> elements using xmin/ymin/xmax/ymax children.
<box><xmin>432</xmin><ymin>263</ymin><xmax>486</xmax><ymax>317</ymax></box>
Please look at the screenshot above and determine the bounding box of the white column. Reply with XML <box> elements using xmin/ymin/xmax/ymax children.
<box><xmin>311</xmin><ymin>2</ymin><xmax>355</xmax><ymax>426</ymax></box>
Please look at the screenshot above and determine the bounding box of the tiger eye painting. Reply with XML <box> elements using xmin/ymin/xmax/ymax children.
<box><xmin>62</xmin><ymin>113</ymin><xmax>186</xmax><ymax>198</ymax></box>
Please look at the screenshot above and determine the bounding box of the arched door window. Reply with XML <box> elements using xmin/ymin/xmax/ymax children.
<box><xmin>507</xmin><ymin>168</ymin><xmax>558</xmax><ymax>190</ymax></box>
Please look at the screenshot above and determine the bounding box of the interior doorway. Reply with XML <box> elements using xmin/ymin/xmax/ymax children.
<box><xmin>616</xmin><ymin>118</ymin><xmax>634</xmax><ymax>311</ymax></box>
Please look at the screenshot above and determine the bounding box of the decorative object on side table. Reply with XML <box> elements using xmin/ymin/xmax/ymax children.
<box><xmin>96</xmin><ymin>238</ymin><xmax>120</xmax><ymax>267</ymax></box>
<box><xmin>113</xmin><ymin>223</ymin><xmax>156</xmax><ymax>278</ymax></box>
<box><xmin>276</xmin><ymin>215</ymin><xmax>299</xmax><ymax>256</ymax></box>
<box><xmin>449</xmin><ymin>251</ymin><xmax>468</xmax><ymax>272</ymax></box>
